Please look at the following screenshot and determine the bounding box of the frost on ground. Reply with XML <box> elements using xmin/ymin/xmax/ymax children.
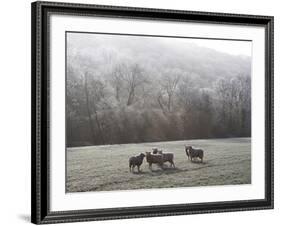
<box><xmin>66</xmin><ymin>138</ymin><xmax>251</xmax><ymax>192</ymax></box>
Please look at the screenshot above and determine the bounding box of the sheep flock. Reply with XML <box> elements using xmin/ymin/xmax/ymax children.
<box><xmin>129</xmin><ymin>146</ymin><xmax>204</xmax><ymax>173</ymax></box>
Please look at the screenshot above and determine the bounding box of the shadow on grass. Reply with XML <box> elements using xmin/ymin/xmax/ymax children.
<box><xmin>150</xmin><ymin>162</ymin><xmax>215</xmax><ymax>175</ymax></box>
<box><xmin>131</xmin><ymin>161</ymin><xmax>212</xmax><ymax>176</ymax></box>
<box><xmin>189</xmin><ymin>160</ymin><xmax>208</xmax><ymax>164</ymax></box>
<box><xmin>131</xmin><ymin>171</ymin><xmax>148</xmax><ymax>175</ymax></box>
<box><xmin>151</xmin><ymin>167</ymin><xmax>181</xmax><ymax>175</ymax></box>
<box><xmin>130</xmin><ymin>166</ymin><xmax>180</xmax><ymax>175</ymax></box>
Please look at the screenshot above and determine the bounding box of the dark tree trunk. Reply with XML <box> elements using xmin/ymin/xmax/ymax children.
<box><xmin>84</xmin><ymin>74</ymin><xmax>96</xmax><ymax>144</ymax></box>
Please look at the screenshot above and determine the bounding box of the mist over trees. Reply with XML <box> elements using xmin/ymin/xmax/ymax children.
<box><xmin>66</xmin><ymin>33</ymin><xmax>251</xmax><ymax>147</ymax></box>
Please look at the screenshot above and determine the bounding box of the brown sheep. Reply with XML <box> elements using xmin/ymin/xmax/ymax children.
<box><xmin>145</xmin><ymin>152</ymin><xmax>163</xmax><ymax>170</ymax></box>
<box><xmin>157</xmin><ymin>150</ymin><xmax>175</xmax><ymax>168</ymax></box>
<box><xmin>129</xmin><ymin>153</ymin><xmax>146</xmax><ymax>173</ymax></box>
<box><xmin>185</xmin><ymin>146</ymin><xmax>204</xmax><ymax>162</ymax></box>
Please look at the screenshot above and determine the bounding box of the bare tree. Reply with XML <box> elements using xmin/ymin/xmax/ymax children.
<box><xmin>109</xmin><ymin>64</ymin><xmax>123</xmax><ymax>102</ymax></box>
<box><xmin>83</xmin><ymin>72</ymin><xmax>106</xmax><ymax>144</ymax></box>
<box><xmin>124</xmin><ymin>63</ymin><xmax>146</xmax><ymax>106</ymax></box>
<box><xmin>110</xmin><ymin>63</ymin><xmax>147</xmax><ymax>106</ymax></box>
<box><xmin>157</xmin><ymin>73</ymin><xmax>180</xmax><ymax>114</ymax></box>
<box><xmin>83</xmin><ymin>72</ymin><xmax>97</xmax><ymax>143</ymax></box>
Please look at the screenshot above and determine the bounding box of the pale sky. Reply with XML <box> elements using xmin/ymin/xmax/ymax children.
<box><xmin>68</xmin><ymin>32</ymin><xmax>252</xmax><ymax>57</ymax></box>
<box><xmin>160</xmin><ymin>36</ymin><xmax>252</xmax><ymax>57</ymax></box>
<box><xmin>188</xmin><ymin>38</ymin><xmax>252</xmax><ymax>57</ymax></box>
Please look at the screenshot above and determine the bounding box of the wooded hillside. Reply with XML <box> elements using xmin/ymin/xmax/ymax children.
<box><xmin>66</xmin><ymin>33</ymin><xmax>251</xmax><ymax>147</ymax></box>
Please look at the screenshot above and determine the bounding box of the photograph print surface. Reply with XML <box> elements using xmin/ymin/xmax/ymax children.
<box><xmin>66</xmin><ymin>32</ymin><xmax>252</xmax><ymax>193</ymax></box>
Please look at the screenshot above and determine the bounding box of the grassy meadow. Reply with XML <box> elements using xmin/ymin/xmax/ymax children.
<box><xmin>66</xmin><ymin>138</ymin><xmax>251</xmax><ymax>192</ymax></box>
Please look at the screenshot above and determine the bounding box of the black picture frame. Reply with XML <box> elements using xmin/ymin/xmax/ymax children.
<box><xmin>31</xmin><ymin>1</ymin><xmax>274</xmax><ymax>224</ymax></box>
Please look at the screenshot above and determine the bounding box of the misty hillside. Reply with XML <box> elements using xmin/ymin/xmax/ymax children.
<box><xmin>66</xmin><ymin>33</ymin><xmax>251</xmax><ymax>147</ymax></box>
<box><xmin>67</xmin><ymin>33</ymin><xmax>251</xmax><ymax>88</ymax></box>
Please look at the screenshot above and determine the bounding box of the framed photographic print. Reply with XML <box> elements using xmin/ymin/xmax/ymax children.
<box><xmin>31</xmin><ymin>1</ymin><xmax>274</xmax><ymax>224</ymax></box>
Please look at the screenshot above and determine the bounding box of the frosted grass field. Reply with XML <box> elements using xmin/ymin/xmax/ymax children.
<box><xmin>66</xmin><ymin>138</ymin><xmax>251</xmax><ymax>192</ymax></box>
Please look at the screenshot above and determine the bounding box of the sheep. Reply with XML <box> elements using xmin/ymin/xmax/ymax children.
<box><xmin>185</xmin><ymin>146</ymin><xmax>204</xmax><ymax>162</ymax></box>
<box><xmin>145</xmin><ymin>152</ymin><xmax>164</xmax><ymax>170</ymax></box>
<box><xmin>152</xmin><ymin>148</ymin><xmax>163</xmax><ymax>154</ymax></box>
<box><xmin>185</xmin><ymin>146</ymin><xmax>191</xmax><ymax>160</ymax></box>
<box><xmin>152</xmin><ymin>148</ymin><xmax>159</xmax><ymax>154</ymax></box>
<box><xmin>129</xmin><ymin>153</ymin><xmax>146</xmax><ymax>173</ymax></box>
<box><xmin>157</xmin><ymin>150</ymin><xmax>175</xmax><ymax>168</ymax></box>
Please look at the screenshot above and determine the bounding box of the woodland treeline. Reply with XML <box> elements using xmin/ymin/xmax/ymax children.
<box><xmin>66</xmin><ymin>34</ymin><xmax>251</xmax><ymax>147</ymax></box>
